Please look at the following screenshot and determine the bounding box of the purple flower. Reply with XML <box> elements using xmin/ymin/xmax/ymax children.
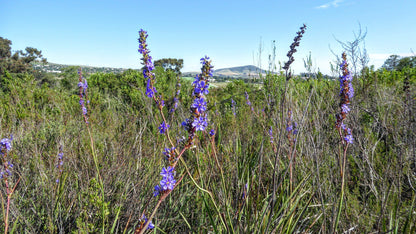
<box><xmin>191</xmin><ymin>97</ymin><xmax>207</xmax><ymax>113</ymax></box>
<box><xmin>141</xmin><ymin>214</ymin><xmax>155</xmax><ymax>230</ymax></box>
<box><xmin>200</xmin><ymin>55</ymin><xmax>210</xmax><ymax>65</ymax></box>
<box><xmin>346</xmin><ymin>128</ymin><xmax>352</xmax><ymax>135</ymax></box>
<box><xmin>181</xmin><ymin>118</ymin><xmax>191</xmax><ymax>131</ymax></box>
<box><xmin>347</xmin><ymin>83</ymin><xmax>354</xmax><ymax>99</ymax></box>
<box><xmin>339</xmin><ymin>60</ymin><xmax>346</xmax><ymax>69</ymax></box>
<box><xmin>163</xmin><ymin>147</ymin><xmax>176</xmax><ymax>158</ymax></box>
<box><xmin>192</xmin><ymin>116</ymin><xmax>208</xmax><ymax>131</ymax></box>
<box><xmin>157</xmin><ymin>96</ymin><xmax>165</xmax><ymax>107</ymax></box>
<box><xmin>242</xmin><ymin>183</ymin><xmax>248</xmax><ymax>199</ymax></box>
<box><xmin>146</xmin><ymin>78</ymin><xmax>155</xmax><ymax>98</ymax></box>
<box><xmin>293</xmin><ymin>128</ymin><xmax>299</xmax><ymax>135</ymax></box>
<box><xmin>56</xmin><ymin>152</ymin><xmax>64</xmax><ymax>169</ymax></box>
<box><xmin>245</xmin><ymin>91</ymin><xmax>251</xmax><ymax>106</ymax></box>
<box><xmin>82</xmin><ymin>106</ymin><xmax>87</xmax><ymax>115</ymax></box>
<box><xmin>209</xmin><ymin>129</ymin><xmax>215</xmax><ymax>136</ymax></box>
<box><xmin>158</xmin><ymin>121</ymin><xmax>170</xmax><ymax>134</ymax></box>
<box><xmin>170</xmin><ymin>97</ymin><xmax>179</xmax><ymax>113</ymax></box>
<box><xmin>83</xmin><ymin>79</ymin><xmax>88</xmax><ymax>91</ymax></box>
<box><xmin>231</xmin><ymin>99</ymin><xmax>236</xmax><ymax>115</ymax></box>
<box><xmin>194</xmin><ymin>80</ymin><xmax>209</xmax><ymax>95</ymax></box>
<box><xmin>192</xmin><ymin>74</ymin><xmax>200</xmax><ymax>85</ymax></box>
<box><xmin>147</xmin><ymin>221</ymin><xmax>155</xmax><ymax>230</ymax></box>
<box><xmin>146</xmin><ymin>59</ymin><xmax>154</xmax><ymax>71</ymax></box>
<box><xmin>268</xmin><ymin>127</ymin><xmax>274</xmax><ymax>143</ymax></box>
<box><xmin>344</xmin><ymin>134</ymin><xmax>354</xmax><ymax>144</ymax></box>
<box><xmin>344</xmin><ymin>73</ymin><xmax>353</xmax><ymax>81</ymax></box>
<box><xmin>160</xmin><ymin>174</ymin><xmax>176</xmax><ymax>190</ymax></box>
<box><xmin>341</xmin><ymin>104</ymin><xmax>350</xmax><ymax>113</ymax></box>
<box><xmin>160</xmin><ymin>166</ymin><xmax>175</xmax><ymax>178</ymax></box>
<box><xmin>153</xmin><ymin>185</ymin><xmax>161</xmax><ymax>196</ymax></box>
<box><xmin>0</xmin><ymin>137</ymin><xmax>12</xmax><ymax>152</ymax></box>
<box><xmin>0</xmin><ymin>136</ymin><xmax>13</xmax><ymax>178</ymax></box>
<box><xmin>157</xmin><ymin>167</ymin><xmax>177</xmax><ymax>192</ymax></box>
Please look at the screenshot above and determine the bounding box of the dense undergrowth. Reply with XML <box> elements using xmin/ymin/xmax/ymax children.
<box><xmin>0</xmin><ymin>45</ymin><xmax>416</xmax><ymax>233</ymax></box>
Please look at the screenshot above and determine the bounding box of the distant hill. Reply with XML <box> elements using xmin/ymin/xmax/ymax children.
<box><xmin>184</xmin><ymin>65</ymin><xmax>270</xmax><ymax>79</ymax></box>
<box><xmin>214</xmin><ymin>65</ymin><xmax>269</xmax><ymax>78</ymax></box>
<box><xmin>32</xmin><ymin>62</ymin><xmax>133</xmax><ymax>74</ymax></box>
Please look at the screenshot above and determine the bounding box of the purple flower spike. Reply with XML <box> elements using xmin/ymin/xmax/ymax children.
<box><xmin>139</xmin><ymin>29</ymin><xmax>157</xmax><ymax>99</ymax></box>
<box><xmin>245</xmin><ymin>91</ymin><xmax>251</xmax><ymax>106</ymax></box>
<box><xmin>336</xmin><ymin>52</ymin><xmax>354</xmax><ymax>145</ymax></box>
<box><xmin>184</xmin><ymin>56</ymin><xmax>213</xmax><ymax>145</ymax></box>
<box><xmin>78</xmin><ymin>69</ymin><xmax>89</xmax><ymax>124</ymax></box>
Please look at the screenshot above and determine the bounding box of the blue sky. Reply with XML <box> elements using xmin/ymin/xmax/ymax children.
<box><xmin>1</xmin><ymin>0</ymin><xmax>415</xmax><ymax>74</ymax></box>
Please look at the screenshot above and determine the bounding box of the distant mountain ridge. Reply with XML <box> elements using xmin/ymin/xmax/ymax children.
<box><xmin>32</xmin><ymin>62</ymin><xmax>131</xmax><ymax>74</ymax></box>
<box><xmin>184</xmin><ymin>65</ymin><xmax>269</xmax><ymax>79</ymax></box>
<box><xmin>214</xmin><ymin>65</ymin><xmax>268</xmax><ymax>78</ymax></box>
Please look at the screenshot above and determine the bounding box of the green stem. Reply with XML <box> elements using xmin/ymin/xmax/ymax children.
<box><xmin>335</xmin><ymin>144</ymin><xmax>348</xmax><ymax>231</ymax></box>
<box><xmin>180</xmin><ymin>157</ymin><xmax>230</xmax><ymax>232</ymax></box>
<box><xmin>87</xmin><ymin>125</ymin><xmax>106</xmax><ymax>234</ymax></box>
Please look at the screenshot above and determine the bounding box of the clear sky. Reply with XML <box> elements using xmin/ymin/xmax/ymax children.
<box><xmin>1</xmin><ymin>0</ymin><xmax>415</xmax><ymax>74</ymax></box>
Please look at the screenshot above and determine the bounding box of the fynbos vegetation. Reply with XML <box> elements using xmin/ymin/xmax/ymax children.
<box><xmin>0</xmin><ymin>24</ymin><xmax>415</xmax><ymax>233</ymax></box>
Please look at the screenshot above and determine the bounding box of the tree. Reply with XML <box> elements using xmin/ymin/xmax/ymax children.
<box><xmin>381</xmin><ymin>55</ymin><xmax>401</xmax><ymax>71</ymax></box>
<box><xmin>0</xmin><ymin>36</ymin><xmax>47</xmax><ymax>74</ymax></box>
<box><xmin>154</xmin><ymin>58</ymin><xmax>183</xmax><ymax>75</ymax></box>
<box><xmin>19</xmin><ymin>47</ymin><xmax>47</xmax><ymax>64</ymax></box>
<box><xmin>0</xmin><ymin>37</ymin><xmax>12</xmax><ymax>59</ymax></box>
<box><xmin>397</xmin><ymin>56</ymin><xmax>416</xmax><ymax>71</ymax></box>
<box><xmin>381</xmin><ymin>55</ymin><xmax>416</xmax><ymax>71</ymax></box>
